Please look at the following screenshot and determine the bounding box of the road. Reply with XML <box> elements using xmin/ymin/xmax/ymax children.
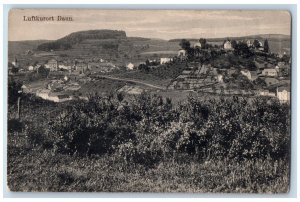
<box><xmin>95</xmin><ymin>75</ymin><xmax>166</xmax><ymax>90</ymax></box>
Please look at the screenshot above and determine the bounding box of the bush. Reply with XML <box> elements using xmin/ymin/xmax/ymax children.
<box><xmin>49</xmin><ymin>97</ymin><xmax>136</xmax><ymax>156</ymax></box>
<box><xmin>47</xmin><ymin>93</ymin><xmax>290</xmax><ymax>164</ymax></box>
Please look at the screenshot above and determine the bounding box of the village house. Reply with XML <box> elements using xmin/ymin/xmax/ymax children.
<box><xmin>254</xmin><ymin>61</ymin><xmax>266</xmax><ymax>70</ymax></box>
<box><xmin>216</xmin><ymin>74</ymin><xmax>224</xmax><ymax>83</ymax></box>
<box><xmin>75</xmin><ymin>63</ymin><xmax>89</xmax><ymax>74</ymax></box>
<box><xmin>178</xmin><ymin>49</ymin><xmax>187</xmax><ymax>60</ymax></box>
<box><xmin>240</xmin><ymin>70</ymin><xmax>252</xmax><ymax>80</ymax></box>
<box><xmin>259</xmin><ymin>89</ymin><xmax>276</xmax><ymax>97</ymax></box>
<box><xmin>28</xmin><ymin>65</ymin><xmax>35</xmax><ymax>71</ymax></box>
<box><xmin>21</xmin><ymin>85</ymin><xmax>30</xmax><ymax>93</ymax></box>
<box><xmin>246</xmin><ymin>40</ymin><xmax>252</xmax><ymax>47</ymax></box>
<box><xmin>182</xmin><ymin>70</ymin><xmax>192</xmax><ymax>75</ymax></box>
<box><xmin>36</xmin><ymin>88</ymin><xmax>72</xmax><ymax>102</ymax></box>
<box><xmin>223</xmin><ymin>40</ymin><xmax>233</xmax><ymax>50</ymax></box>
<box><xmin>250</xmin><ymin>71</ymin><xmax>258</xmax><ymax>81</ymax></box>
<box><xmin>45</xmin><ymin>59</ymin><xmax>58</xmax><ymax>71</ymax></box>
<box><xmin>262</xmin><ymin>68</ymin><xmax>278</xmax><ymax>77</ymax></box>
<box><xmin>193</xmin><ymin>42</ymin><xmax>202</xmax><ymax>49</ymax></box>
<box><xmin>264</xmin><ymin>77</ymin><xmax>279</xmax><ymax>87</ymax></box>
<box><xmin>160</xmin><ymin>58</ymin><xmax>172</xmax><ymax>64</ymax></box>
<box><xmin>277</xmin><ymin>86</ymin><xmax>290</xmax><ymax>103</ymax></box>
<box><xmin>126</xmin><ymin>62</ymin><xmax>135</xmax><ymax>70</ymax></box>
<box><xmin>36</xmin><ymin>89</ymin><xmax>51</xmax><ymax>100</ymax></box>
<box><xmin>58</xmin><ymin>64</ymin><xmax>72</xmax><ymax>71</ymax></box>
<box><xmin>54</xmin><ymin>94</ymin><xmax>72</xmax><ymax>102</ymax></box>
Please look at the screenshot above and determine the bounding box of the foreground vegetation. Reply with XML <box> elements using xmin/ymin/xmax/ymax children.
<box><xmin>7</xmin><ymin>83</ymin><xmax>290</xmax><ymax>192</ymax></box>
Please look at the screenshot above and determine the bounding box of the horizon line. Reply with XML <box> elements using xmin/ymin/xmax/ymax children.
<box><xmin>8</xmin><ymin>33</ymin><xmax>291</xmax><ymax>42</ymax></box>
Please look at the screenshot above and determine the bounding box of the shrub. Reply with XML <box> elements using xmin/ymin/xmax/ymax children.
<box><xmin>49</xmin><ymin>97</ymin><xmax>136</xmax><ymax>156</ymax></box>
<box><xmin>47</xmin><ymin>92</ymin><xmax>290</xmax><ymax>164</ymax></box>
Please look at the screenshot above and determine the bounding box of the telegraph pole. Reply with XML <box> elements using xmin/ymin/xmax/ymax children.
<box><xmin>16</xmin><ymin>90</ymin><xmax>22</xmax><ymax>120</ymax></box>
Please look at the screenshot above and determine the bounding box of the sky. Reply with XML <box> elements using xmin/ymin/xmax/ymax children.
<box><xmin>9</xmin><ymin>9</ymin><xmax>291</xmax><ymax>41</ymax></box>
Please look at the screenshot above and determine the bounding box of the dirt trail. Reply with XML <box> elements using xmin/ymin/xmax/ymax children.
<box><xmin>96</xmin><ymin>75</ymin><xmax>165</xmax><ymax>90</ymax></box>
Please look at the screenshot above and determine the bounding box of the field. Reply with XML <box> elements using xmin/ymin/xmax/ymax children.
<box><xmin>109</xmin><ymin>70</ymin><xmax>172</xmax><ymax>87</ymax></box>
<box><xmin>78</xmin><ymin>78</ymin><xmax>126</xmax><ymax>96</ymax></box>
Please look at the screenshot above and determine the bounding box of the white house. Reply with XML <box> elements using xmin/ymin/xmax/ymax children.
<box><xmin>262</xmin><ymin>69</ymin><xmax>278</xmax><ymax>77</ymax></box>
<box><xmin>21</xmin><ymin>85</ymin><xmax>30</xmax><ymax>93</ymax></box>
<box><xmin>126</xmin><ymin>63</ymin><xmax>135</xmax><ymax>70</ymax></box>
<box><xmin>28</xmin><ymin>65</ymin><xmax>35</xmax><ymax>71</ymax></box>
<box><xmin>224</xmin><ymin>40</ymin><xmax>233</xmax><ymax>50</ymax></box>
<box><xmin>240</xmin><ymin>70</ymin><xmax>252</xmax><ymax>80</ymax></box>
<box><xmin>59</xmin><ymin>64</ymin><xmax>72</xmax><ymax>71</ymax></box>
<box><xmin>36</xmin><ymin>89</ymin><xmax>51</xmax><ymax>100</ymax></box>
<box><xmin>64</xmin><ymin>75</ymin><xmax>69</xmax><ymax>81</ymax></box>
<box><xmin>45</xmin><ymin>59</ymin><xmax>58</xmax><ymax>71</ymax></box>
<box><xmin>259</xmin><ymin>90</ymin><xmax>276</xmax><ymax>97</ymax></box>
<box><xmin>178</xmin><ymin>49</ymin><xmax>187</xmax><ymax>59</ymax></box>
<box><xmin>277</xmin><ymin>86</ymin><xmax>290</xmax><ymax>103</ymax></box>
<box><xmin>217</xmin><ymin>74</ymin><xmax>223</xmax><ymax>83</ymax></box>
<box><xmin>246</xmin><ymin>40</ymin><xmax>252</xmax><ymax>47</ymax></box>
<box><xmin>193</xmin><ymin>42</ymin><xmax>202</xmax><ymax>49</ymax></box>
<box><xmin>160</xmin><ymin>58</ymin><xmax>172</xmax><ymax>64</ymax></box>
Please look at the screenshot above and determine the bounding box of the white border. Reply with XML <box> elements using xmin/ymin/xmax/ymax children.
<box><xmin>1</xmin><ymin>1</ymin><xmax>299</xmax><ymax>201</ymax></box>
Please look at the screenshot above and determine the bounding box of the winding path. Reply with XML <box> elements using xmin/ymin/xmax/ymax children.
<box><xmin>94</xmin><ymin>75</ymin><xmax>165</xmax><ymax>90</ymax></box>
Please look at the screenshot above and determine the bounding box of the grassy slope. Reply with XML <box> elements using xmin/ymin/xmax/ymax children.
<box><xmin>110</xmin><ymin>70</ymin><xmax>172</xmax><ymax>87</ymax></box>
<box><xmin>7</xmin><ymin>95</ymin><xmax>290</xmax><ymax>193</ymax></box>
<box><xmin>7</xmin><ymin>148</ymin><xmax>289</xmax><ymax>192</ymax></box>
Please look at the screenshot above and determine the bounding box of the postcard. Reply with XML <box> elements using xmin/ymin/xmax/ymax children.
<box><xmin>7</xmin><ymin>9</ymin><xmax>291</xmax><ymax>193</ymax></box>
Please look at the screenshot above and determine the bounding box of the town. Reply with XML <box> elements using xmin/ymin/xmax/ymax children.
<box><xmin>8</xmin><ymin>33</ymin><xmax>291</xmax><ymax>104</ymax></box>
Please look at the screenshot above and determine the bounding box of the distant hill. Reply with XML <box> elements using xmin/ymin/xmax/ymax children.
<box><xmin>37</xmin><ymin>30</ymin><xmax>126</xmax><ymax>51</ymax></box>
<box><xmin>9</xmin><ymin>40</ymin><xmax>50</xmax><ymax>55</ymax></box>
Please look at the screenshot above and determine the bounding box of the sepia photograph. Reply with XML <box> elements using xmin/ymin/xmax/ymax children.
<box><xmin>7</xmin><ymin>9</ymin><xmax>291</xmax><ymax>193</ymax></box>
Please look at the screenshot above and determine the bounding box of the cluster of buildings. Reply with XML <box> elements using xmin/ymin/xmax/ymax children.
<box><xmin>21</xmin><ymin>75</ymin><xmax>88</xmax><ymax>103</ymax></box>
<box><xmin>24</xmin><ymin>58</ymin><xmax>120</xmax><ymax>74</ymax></box>
<box><xmin>223</xmin><ymin>39</ymin><xmax>265</xmax><ymax>51</ymax></box>
<box><xmin>169</xmin><ymin>59</ymin><xmax>291</xmax><ymax>103</ymax></box>
<box><xmin>168</xmin><ymin>64</ymin><xmax>221</xmax><ymax>90</ymax></box>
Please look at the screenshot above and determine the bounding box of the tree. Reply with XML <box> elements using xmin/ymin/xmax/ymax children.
<box><xmin>199</xmin><ymin>38</ymin><xmax>207</xmax><ymax>49</ymax></box>
<box><xmin>8</xmin><ymin>79</ymin><xmax>22</xmax><ymax>104</ymax></box>
<box><xmin>37</xmin><ymin>65</ymin><xmax>50</xmax><ymax>78</ymax></box>
<box><xmin>11</xmin><ymin>67</ymin><xmax>19</xmax><ymax>74</ymax></box>
<box><xmin>264</xmin><ymin>39</ymin><xmax>270</xmax><ymax>53</ymax></box>
<box><xmin>179</xmin><ymin>39</ymin><xmax>191</xmax><ymax>50</ymax></box>
<box><xmin>253</xmin><ymin>39</ymin><xmax>261</xmax><ymax>49</ymax></box>
<box><xmin>234</xmin><ymin>42</ymin><xmax>252</xmax><ymax>57</ymax></box>
<box><xmin>231</xmin><ymin>40</ymin><xmax>238</xmax><ymax>49</ymax></box>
